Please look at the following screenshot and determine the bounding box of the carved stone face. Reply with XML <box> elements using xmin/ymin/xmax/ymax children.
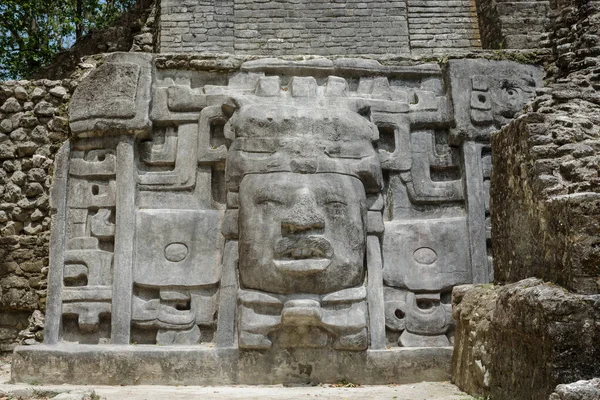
<box><xmin>490</xmin><ymin>76</ymin><xmax>536</xmax><ymax>127</ymax></box>
<box><xmin>238</xmin><ymin>172</ymin><xmax>367</xmax><ymax>295</ymax></box>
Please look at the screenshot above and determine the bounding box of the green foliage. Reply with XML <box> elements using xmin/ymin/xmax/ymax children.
<box><xmin>0</xmin><ymin>0</ymin><xmax>136</xmax><ymax>80</ymax></box>
<box><xmin>88</xmin><ymin>391</ymin><xmax>102</xmax><ymax>400</ymax></box>
<box><xmin>486</xmin><ymin>49</ymin><xmax>542</xmax><ymax>65</ymax></box>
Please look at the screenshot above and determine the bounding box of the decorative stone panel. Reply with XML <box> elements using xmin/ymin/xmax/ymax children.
<box><xmin>12</xmin><ymin>53</ymin><xmax>542</xmax><ymax>385</ymax></box>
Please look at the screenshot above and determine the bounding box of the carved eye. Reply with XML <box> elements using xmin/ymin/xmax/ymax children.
<box><xmin>324</xmin><ymin>200</ymin><xmax>347</xmax><ymax>216</ymax></box>
<box><xmin>501</xmin><ymin>80</ymin><xmax>520</xmax><ymax>97</ymax></box>
<box><xmin>324</xmin><ymin>200</ymin><xmax>347</xmax><ymax>209</ymax></box>
<box><xmin>257</xmin><ymin>198</ymin><xmax>283</xmax><ymax>207</ymax></box>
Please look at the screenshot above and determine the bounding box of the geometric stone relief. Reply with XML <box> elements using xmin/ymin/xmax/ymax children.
<box><xmin>134</xmin><ymin>209</ymin><xmax>223</xmax><ymax>287</ymax></box>
<box><xmin>131</xmin><ymin>209</ymin><xmax>222</xmax><ymax>344</ymax></box>
<box><xmin>383</xmin><ymin>217</ymin><xmax>470</xmax><ymax>292</ymax></box>
<box><xmin>384</xmin><ymin>287</ymin><xmax>454</xmax><ymax>347</ymax></box>
<box><xmin>402</xmin><ymin>130</ymin><xmax>463</xmax><ymax>203</ymax></box>
<box><xmin>238</xmin><ymin>287</ymin><xmax>368</xmax><ymax>350</ymax></box>
<box><xmin>60</xmin><ymin>143</ymin><xmax>117</xmax><ymax>344</ymax></box>
<box><xmin>42</xmin><ymin>53</ymin><xmax>543</xmax><ymax>356</ymax></box>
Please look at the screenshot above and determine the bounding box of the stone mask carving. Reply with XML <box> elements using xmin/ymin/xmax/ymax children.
<box><xmin>17</xmin><ymin>55</ymin><xmax>542</xmax><ymax>385</ymax></box>
<box><xmin>239</xmin><ymin>172</ymin><xmax>367</xmax><ymax>294</ymax></box>
<box><xmin>226</xmin><ymin>103</ymin><xmax>380</xmax><ymax>295</ymax></box>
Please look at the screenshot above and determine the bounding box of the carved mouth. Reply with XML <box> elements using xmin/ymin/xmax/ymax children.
<box><xmin>273</xmin><ymin>237</ymin><xmax>333</xmax><ymax>275</ymax></box>
<box><xmin>280</xmin><ymin>247</ymin><xmax>327</xmax><ymax>259</ymax></box>
<box><xmin>274</xmin><ymin>237</ymin><xmax>333</xmax><ymax>259</ymax></box>
<box><xmin>274</xmin><ymin>259</ymin><xmax>332</xmax><ymax>275</ymax></box>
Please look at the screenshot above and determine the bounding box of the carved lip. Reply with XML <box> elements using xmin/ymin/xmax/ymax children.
<box><xmin>273</xmin><ymin>236</ymin><xmax>333</xmax><ymax>274</ymax></box>
<box><xmin>274</xmin><ymin>259</ymin><xmax>332</xmax><ymax>275</ymax></box>
<box><xmin>274</xmin><ymin>237</ymin><xmax>333</xmax><ymax>260</ymax></box>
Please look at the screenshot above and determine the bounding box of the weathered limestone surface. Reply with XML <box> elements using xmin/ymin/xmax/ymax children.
<box><xmin>12</xmin><ymin>346</ymin><xmax>453</xmax><ymax>385</ymax></box>
<box><xmin>2</xmin><ymin>0</ymin><xmax>596</xmax><ymax>394</ymax></box>
<box><xmin>159</xmin><ymin>0</ymin><xmax>481</xmax><ymax>55</ymax></box>
<box><xmin>0</xmin><ymin>59</ymin><xmax>104</xmax><ymax>351</ymax></box>
<box><xmin>0</xmin><ymin>79</ymin><xmax>71</xmax><ymax>352</ymax></box>
<box><xmin>550</xmin><ymin>379</ymin><xmax>600</xmax><ymax>400</ymax></box>
<box><xmin>492</xmin><ymin>0</ymin><xmax>600</xmax><ymax>294</ymax></box>
<box><xmin>10</xmin><ymin>52</ymin><xmax>541</xmax><ymax>384</ymax></box>
<box><xmin>452</xmin><ymin>279</ymin><xmax>600</xmax><ymax>400</ymax></box>
<box><xmin>492</xmin><ymin>112</ymin><xmax>600</xmax><ymax>294</ymax></box>
<box><xmin>452</xmin><ymin>1</ymin><xmax>600</xmax><ymax>398</ymax></box>
<box><xmin>407</xmin><ymin>0</ymin><xmax>481</xmax><ymax>54</ymax></box>
<box><xmin>475</xmin><ymin>0</ymin><xmax>549</xmax><ymax>49</ymax></box>
<box><xmin>450</xmin><ymin>284</ymin><xmax>496</xmax><ymax>396</ymax></box>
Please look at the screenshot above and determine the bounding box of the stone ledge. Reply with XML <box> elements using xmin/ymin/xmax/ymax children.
<box><xmin>11</xmin><ymin>345</ymin><xmax>452</xmax><ymax>385</ymax></box>
<box><xmin>452</xmin><ymin>278</ymin><xmax>600</xmax><ymax>399</ymax></box>
<box><xmin>550</xmin><ymin>378</ymin><xmax>600</xmax><ymax>400</ymax></box>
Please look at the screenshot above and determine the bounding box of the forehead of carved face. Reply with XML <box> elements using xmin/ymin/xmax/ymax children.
<box><xmin>238</xmin><ymin>172</ymin><xmax>367</xmax><ymax>295</ymax></box>
<box><xmin>224</xmin><ymin>104</ymin><xmax>383</xmax><ymax>194</ymax></box>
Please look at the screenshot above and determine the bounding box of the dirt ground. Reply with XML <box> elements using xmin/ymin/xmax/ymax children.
<box><xmin>0</xmin><ymin>351</ymin><xmax>474</xmax><ymax>400</ymax></box>
<box><xmin>0</xmin><ymin>354</ymin><xmax>10</xmax><ymax>387</ymax></box>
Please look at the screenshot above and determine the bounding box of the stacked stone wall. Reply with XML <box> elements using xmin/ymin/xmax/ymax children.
<box><xmin>159</xmin><ymin>0</ymin><xmax>235</xmax><ymax>53</ymax></box>
<box><xmin>453</xmin><ymin>279</ymin><xmax>600</xmax><ymax>399</ymax></box>
<box><xmin>0</xmin><ymin>61</ymin><xmax>101</xmax><ymax>351</ymax></box>
<box><xmin>407</xmin><ymin>0</ymin><xmax>480</xmax><ymax>54</ymax></box>
<box><xmin>498</xmin><ymin>0</ymin><xmax>549</xmax><ymax>49</ymax></box>
<box><xmin>159</xmin><ymin>0</ymin><xmax>483</xmax><ymax>55</ymax></box>
<box><xmin>232</xmin><ymin>0</ymin><xmax>410</xmax><ymax>55</ymax></box>
<box><xmin>492</xmin><ymin>0</ymin><xmax>600</xmax><ymax>294</ymax></box>
<box><xmin>452</xmin><ymin>0</ymin><xmax>600</xmax><ymax>397</ymax></box>
<box><xmin>476</xmin><ymin>0</ymin><xmax>549</xmax><ymax>50</ymax></box>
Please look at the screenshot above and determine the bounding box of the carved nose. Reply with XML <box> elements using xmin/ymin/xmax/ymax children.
<box><xmin>281</xmin><ymin>189</ymin><xmax>325</xmax><ymax>235</ymax></box>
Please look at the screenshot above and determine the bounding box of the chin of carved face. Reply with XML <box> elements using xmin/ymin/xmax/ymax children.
<box><xmin>238</xmin><ymin>172</ymin><xmax>367</xmax><ymax>295</ymax></box>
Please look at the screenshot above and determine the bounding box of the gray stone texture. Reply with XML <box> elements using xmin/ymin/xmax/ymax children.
<box><xmin>8</xmin><ymin>52</ymin><xmax>542</xmax><ymax>385</ymax></box>
<box><xmin>476</xmin><ymin>0</ymin><xmax>549</xmax><ymax>49</ymax></box>
<box><xmin>491</xmin><ymin>0</ymin><xmax>600</xmax><ymax>294</ymax></box>
<box><xmin>12</xmin><ymin>345</ymin><xmax>453</xmax><ymax>385</ymax></box>
<box><xmin>452</xmin><ymin>279</ymin><xmax>600</xmax><ymax>400</ymax></box>
<box><xmin>0</xmin><ymin>76</ymin><xmax>79</xmax><ymax>351</ymax></box>
<box><xmin>0</xmin><ymin>0</ymin><xmax>593</xmax><ymax>392</ymax></box>
<box><xmin>408</xmin><ymin>0</ymin><xmax>481</xmax><ymax>54</ymax></box>
<box><xmin>550</xmin><ymin>379</ymin><xmax>600</xmax><ymax>400</ymax></box>
<box><xmin>158</xmin><ymin>0</ymin><xmax>481</xmax><ymax>55</ymax></box>
<box><xmin>69</xmin><ymin>53</ymin><xmax>153</xmax><ymax>136</ymax></box>
<box><xmin>0</xmin><ymin>57</ymin><xmax>106</xmax><ymax>351</ymax></box>
<box><xmin>451</xmin><ymin>0</ymin><xmax>600</xmax><ymax>398</ymax></box>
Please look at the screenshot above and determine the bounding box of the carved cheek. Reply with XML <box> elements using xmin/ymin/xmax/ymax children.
<box><xmin>254</xmin><ymin>206</ymin><xmax>280</xmax><ymax>241</ymax></box>
<box><xmin>328</xmin><ymin>204</ymin><xmax>365</xmax><ymax>252</ymax></box>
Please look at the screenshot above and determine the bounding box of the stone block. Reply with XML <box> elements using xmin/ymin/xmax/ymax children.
<box><xmin>452</xmin><ymin>279</ymin><xmax>600</xmax><ymax>399</ymax></box>
<box><xmin>12</xmin><ymin>345</ymin><xmax>452</xmax><ymax>385</ymax></box>
<box><xmin>383</xmin><ymin>218</ymin><xmax>471</xmax><ymax>292</ymax></box>
<box><xmin>69</xmin><ymin>53</ymin><xmax>152</xmax><ymax>137</ymax></box>
<box><xmin>134</xmin><ymin>209</ymin><xmax>224</xmax><ymax>287</ymax></box>
<box><xmin>550</xmin><ymin>379</ymin><xmax>600</xmax><ymax>400</ymax></box>
<box><xmin>447</xmin><ymin>59</ymin><xmax>543</xmax><ymax>142</ymax></box>
<box><xmin>492</xmin><ymin>110</ymin><xmax>600</xmax><ymax>294</ymax></box>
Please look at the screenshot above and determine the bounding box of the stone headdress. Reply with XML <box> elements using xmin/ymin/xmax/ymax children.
<box><xmin>222</xmin><ymin>78</ymin><xmax>383</xmax><ymax>195</ymax></box>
